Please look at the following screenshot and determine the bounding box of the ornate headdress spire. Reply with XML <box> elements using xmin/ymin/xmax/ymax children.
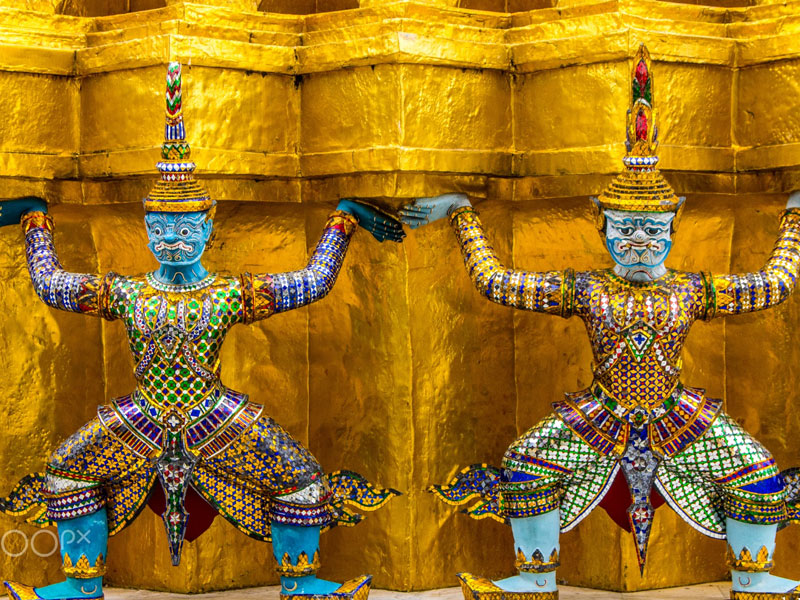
<box><xmin>144</xmin><ymin>62</ymin><xmax>214</xmax><ymax>213</ymax></box>
<box><xmin>595</xmin><ymin>44</ymin><xmax>681</xmax><ymax>214</ymax></box>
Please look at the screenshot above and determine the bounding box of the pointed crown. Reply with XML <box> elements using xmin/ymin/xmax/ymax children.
<box><xmin>595</xmin><ymin>44</ymin><xmax>681</xmax><ymax>214</ymax></box>
<box><xmin>144</xmin><ymin>62</ymin><xmax>214</xmax><ymax>213</ymax></box>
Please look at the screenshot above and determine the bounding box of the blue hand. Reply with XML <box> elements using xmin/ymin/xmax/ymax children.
<box><xmin>336</xmin><ymin>199</ymin><xmax>405</xmax><ymax>243</ymax></box>
<box><xmin>0</xmin><ymin>196</ymin><xmax>47</xmax><ymax>227</ymax></box>
<box><xmin>398</xmin><ymin>193</ymin><xmax>471</xmax><ymax>229</ymax></box>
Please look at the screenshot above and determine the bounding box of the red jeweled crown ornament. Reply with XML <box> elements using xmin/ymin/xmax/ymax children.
<box><xmin>594</xmin><ymin>44</ymin><xmax>682</xmax><ymax>217</ymax></box>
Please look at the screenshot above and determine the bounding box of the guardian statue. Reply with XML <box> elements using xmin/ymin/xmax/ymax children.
<box><xmin>0</xmin><ymin>63</ymin><xmax>403</xmax><ymax>600</ymax></box>
<box><xmin>402</xmin><ymin>45</ymin><xmax>800</xmax><ymax>600</ymax></box>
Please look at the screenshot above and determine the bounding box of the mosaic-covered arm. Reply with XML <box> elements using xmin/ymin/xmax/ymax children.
<box><xmin>449</xmin><ymin>206</ymin><xmax>575</xmax><ymax>317</ymax></box>
<box><xmin>238</xmin><ymin>210</ymin><xmax>359</xmax><ymax>323</ymax></box>
<box><xmin>704</xmin><ymin>209</ymin><xmax>800</xmax><ymax>318</ymax></box>
<box><xmin>21</xmin><ymin>211</ymin><xmax>121</xmax><ymax>320</ymax></box>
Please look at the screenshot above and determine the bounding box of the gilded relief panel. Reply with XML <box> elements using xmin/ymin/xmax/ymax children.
<box><xmin>300</xmin><ymin>65</ymin><xmax>401</xmax><ymax>170</ymax></box>
<box><xmin>737</xmin><ymin>61</ymin><xmax>800</xmax><ymax>149</ymax></box>
<box><xmin>80</xmin><ymin>67</ymin><xmax>164</xmax><ymax>155</ymax></box>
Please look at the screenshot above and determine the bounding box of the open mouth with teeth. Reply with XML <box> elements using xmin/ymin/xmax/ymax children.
<box><xmin>154</xmin><ymin>240</ymin><xmax>195</xmax><ymax>262</ymax></box>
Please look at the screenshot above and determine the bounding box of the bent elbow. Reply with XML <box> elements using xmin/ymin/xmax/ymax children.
<box><xmin>311</xmin><ymin>270</ymin><xmax>336</xmax><ymax>302</ymax></box>
<box><xmin>472</xmin><ymin>272</ymin><xmax>493</xmax><ymax>299</ymax></box>
<box><xmin>776</xmin><ymin>282</ymin><xmax>793</xmax><ymax>306</ymax></box>
<box><xmin>29</xmin><ymin>270</ymin><xmax>59</xmax><ymax>309</ymax></box>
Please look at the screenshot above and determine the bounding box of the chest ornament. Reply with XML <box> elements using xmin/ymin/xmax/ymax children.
<box><xmin>621</xmin><ymin>321</ymin><xmax>657</xmax><ymax>362</ymax></box>
<box><xmin>133</xmin><ymin>293</ymin><xmax>215</xmax><ymax>380</ymax></box>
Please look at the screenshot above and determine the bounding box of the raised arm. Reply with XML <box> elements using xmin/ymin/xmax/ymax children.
<box><xmin>705</xmin><ymin>202</ymin><xmax>800</xmax><ymax>319</ymax></box>
<box><xmin>1</xmin><ymin>198</ymin><xmax>119</xmax><ymax>319</ymax></box>
<box><xmin>239</xmin><ymin>199</ymin><xmax>404</xmax><ymax>324</ymax></box>
<box><xmin>401</xmin><ymin>194</ymin><xmax>574</xmax><ymax>317</ymax></box>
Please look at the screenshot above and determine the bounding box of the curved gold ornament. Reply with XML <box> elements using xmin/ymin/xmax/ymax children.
<box><xmin>726</xmin><ymin>544</ymin><xmax>773</xmax><ymax>573</ymax></box>
<box><xmin>514</xmin><ymin>548</ymin><xmax>560</xmax><ymax>574</ymax></box>
<box><xmin>276</xmin><ymin>549</ymin><xmax>321</xmax><ymax>577</ymax></box>
<box><xmin>62</xmin><ymin>552</ymin><xmax>106</xmax><ymax>579</ymax></box>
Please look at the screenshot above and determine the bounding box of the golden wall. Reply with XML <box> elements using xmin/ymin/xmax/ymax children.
<box><xmin>0</xmin><ymin>0</ymin><xmax>799</xmax><ymax>593</ymax></box>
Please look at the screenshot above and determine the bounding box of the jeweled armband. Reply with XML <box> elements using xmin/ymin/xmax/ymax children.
<box><xmin>699</xmin><ymin>271</ymin><xmax>716</xmax><ymax>320</ymax></box>
<box><xmin>239</xmin><ymin>272</ymin><xmax>276</xmax><ymax>324</ymax></box>
<box><xmin>449</xmin><ymin>205</ymin><xmax>476</xmax><ymax>223</ymax></box>
<box><xmin>327</xmin><ymin>210</ymin><xmax>359</xmax><ymax>236</ymax></box>
<box><xmin>21</xmin><ymin>211</ymin><xmax>53</xmax><ymax>234</ymax></box>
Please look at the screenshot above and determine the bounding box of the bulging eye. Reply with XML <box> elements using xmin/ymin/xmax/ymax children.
<box><xmin>645</xmin><ymin>227</ymin><xmax>662</xmax><ymax>236</ymax></box>
<box><xmin>152</xmin><ymin>227</ymin><xmax>163</xmax><ymax>236</ymax></box>
<box><xmin>180</xmin><ymin>227</ymin><xmax>190</xmax><ymax>237</ymax></box>
<box><xmin>618</xmin><ymin>227</ymin><xmax>634</xmax><ymax>236</ymax></box>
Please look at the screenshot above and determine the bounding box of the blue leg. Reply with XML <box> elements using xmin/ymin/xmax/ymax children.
<box><xmin>272</xmin><ymin>523</ymin><xmax>339</xmax><ymax>595</ymax></box>
<box><xmin>33</xmin><ymin>509</ymin><xmax>107</xmax><ymax>599</ymax></box>
<box><xmin>492</xmin><ymin>510</ymin><xmax>560</xmax><ymax>593</ymax></box>
<box><xmin>728</xmin><ymin>518</ymin><xmax>799</xmax><ymax>594</ymax></box>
